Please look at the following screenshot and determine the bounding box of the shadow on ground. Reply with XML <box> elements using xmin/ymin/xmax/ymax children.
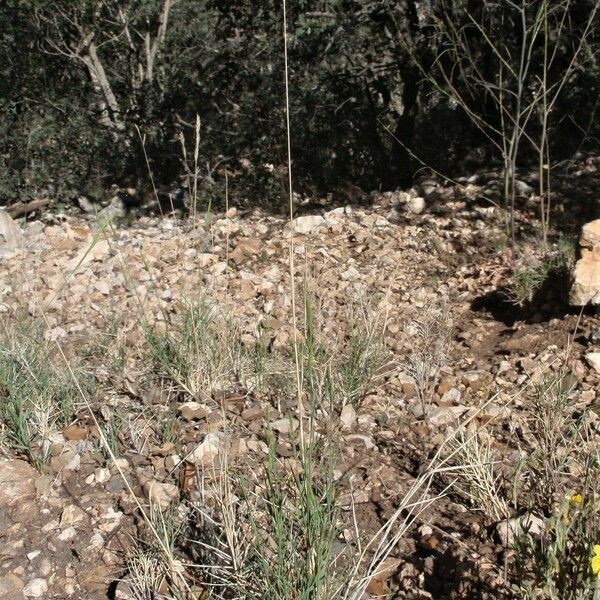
<box><xmin>470</xmin><ymin>265</ymin><xmax>577</xmax><ymax>326</ymax></box>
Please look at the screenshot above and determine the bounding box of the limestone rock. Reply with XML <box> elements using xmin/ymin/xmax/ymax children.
<box><xmin>68</xmin><ymin>238</ymin><xmax>110</xmax><ymax>271</ymax></box>
<box><xmin>581</xmin><ymin>219</ymin><xmax>600</xmax><ymax>248</ymax></box>
<box><xmin>407</xmin><ymin>196</ymin><xmax>425</xmax><ymax>215</ymax></box>
<box><xmin>570</xmin><ymin>250</ymin><xmax>600</xmax><ymax>305</ymax></box>
<box><xmin>290</xmin><ymin>215</ymin><xmax>325</xmax><ymax>235</ymax></box>
<box><xmin>100</xmin><ymin>195</ymin><xmax>126</xmax><ymax>220</ymax></box>
<box><xmin>230</xmin><ymin>237</ymin><xmax>263</xmax><ymax>264</ymax></box>
<box><xmin>0</xmin><ymin>210</ymin><xmax>23</xmax><ymax>250</ymax></box>
<box><xmin>340</xmin><ymin>404</ymin><xmax>356</xmax><ymax>431</ymax></box>
<box><xmin>496</xmin><ymin>513</ymin><xmax>545</xmax><ymax>547</ymax></box>
<box><xmin>0</xmin><ymin>460</ymin><xmax>37</xmax><ymax>508</ymax></box>
<box><xmin>179</xmin><ymin>402</ymin><xmax>208</xmax><ymax>421</ymax></box>
<box><xmin>514</xmin><ymin>180</ymin><xmax>533</xmax><ymax>196</ymax></box>
<box><xmin>585</xmin><ymin>352</ymin><xmax>600</xmax><ymax>375</ymax></box>
<box><xmin>271</xmin><ymin>418</ymin><xmax>299</xmax><ymax>435</ymax></box>
<box><xmin>60</xmin><ymin>504</ymin><xmax>86</xmax><ymax>528</ymax></box>
<box><xmin>570</xmin><ymin>219</ymin><xmax>600</xmax><ymax>305</ymax></box>
<box><xmin>23</xmin><ymin>578</ymin><xmax>48</xmax><ymax>598</ymax></box>
<box><xmin>188</xmin><ymin>433</ymin><xmax>221</xmax><ymax>465</ymax></box>
<box><xmin>143</xmin><ymin>480</ymin><xmax>179</xmax><ymax>510</ymax></box>
<box><xmin>427</xmin><ymin>405</ymin><xmax>469</xmax><ymax>427</ymax></box>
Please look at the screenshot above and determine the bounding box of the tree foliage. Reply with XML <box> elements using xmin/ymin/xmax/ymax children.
<box><xmin>0</xmin><ymin>0</ymin><xmax>598</xmax><ymax>209</ymax></box>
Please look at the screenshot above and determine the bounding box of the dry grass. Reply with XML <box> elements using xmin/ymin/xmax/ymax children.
<box><xmin>0</xmin><ymin>318</ymin><xmax>91</xmax><ymax>469</ymax></box>
<box><xmin>400</xmin><ymin>301</ymin><xmax>453</xmax><ymax>419</ymax></box>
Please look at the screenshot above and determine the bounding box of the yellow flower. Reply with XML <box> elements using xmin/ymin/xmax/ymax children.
<box><xmin>571</xmin><ymin>493</ymin><xmax>583</xmax><ymax>507</ymax></box>
<box><xmin>591</xmin><ymin>545</ymin><xmax>600</xmax><ymax>578</ymax></box>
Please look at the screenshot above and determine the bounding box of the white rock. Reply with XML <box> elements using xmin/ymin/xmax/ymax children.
<box><xmin>64</xmin><ymin>581</ymin><xmax>76</xmax><ymax>596</ymax></box>
<box><xmin>64</xmin><ymin>453</ymin><xmax>81</xmax><ymax>472</ymax></box>
<box><xmin>198</xmin><ymin>252</ymin><xmax>217</xmax><ymax>267</ymax></box>
<box><xmin>428</xmin><ymin>405</ymin><xmax>469</xmax><ymax>427</ymax></box>
<box><xmin>95</xmin><ymin>467</ymin><xmax>111</xmax><ymax>484</ymax></box>
<box><xmin>23</xmin><ymin>578</ymin><xmax>48</xmax><ymax>598</ymax></box>
<box><xmin>407</xmin><ymin>197</ymin><xmax>425</xmax><ymax>214</ymax></box>
<box><xmin>270</xmin><ymin>418</ymin><xmax>299</xmax><ymax>435</ymax></box>
<box><xmin>341</xmin><ymin>266</ymin><xmax>361</xmax><ymax>281</ymax></box>
<box><xmin>90</xmin><ymin>532</ymin><xmax>105</xmax><ymax>550</ymax></box>
<box><xmin>0</xmin><ymin>210</ymin><xmax>23</xmax><ymax>249</ymax></box>
<box><xmin>100</xmin><ymin>196</ymin><xmax>126</xmax><ymax>219</ymax></box>
<box><xmin>393</xmin><ymin>191</ymin><xmax>413</xmax><ymax>205</ymax></box>
<box><xmin>496</xmin><ymin>513</ymin><xmax>545</xmax><ymax>547</ymax></box>
<box><xmin>41</xmin><ymin>520</ymin><xmax>59</xmax><ymax>533</ymax></box>
<box><xmin>340</xmin><ymin>405</ymin><xmax>356</xmax><ymax>431</ymax></box>
<box><xmin>95</xmin><ymin>280</ymin><xmax>111</xmax><ymax>295</ymax></box>
<box><xmin>585</xmin><ymin>352</ymin><xmax>600</xmax><ymax>375</ymax></box>
<box><xmin>581</xmin><ymin>219</ymin><xmax>600</xmax><ymax>248</ymax></box>
<box><xmin>68</xmin><ymin>239</ymin><xmax>110</xmax><ymax>271</ymax></box>
<box><xmin>188</xmin><ymin>433</ymin><xmax>221</xmax><ymax>465</ymax></box>
<box><xmin>60</xmin><ymin>504</ymin><xmax>86</xmax><ymax>528</ymax></box>
<box><xmin>515</xmin><ymin>180</ymin><xmax>533</xmax><ymax>196</ymax></box>
<box><xmin>58</xmin><ymin>526</ymin><xmax>77</xmax><ymax>541</ymax></box>
<box><xmin>179</xmin><ymin>401</ymin><xmax>208</xmax><ymax>421</ymax></box>
<box><xmin>77</xmin><ymin>195</ymin><xmax>98</xmax><ymax>213</ymax></box>
<box><xmin>291</xmin><ymin>215</ymin><xmax>325</xmax><ymax>235</ymax></box>
<box><xmin>325</xmin><ymin>207</ymin><xmax>346</xmax><ymax>217</ymax></box>
<box><xmin>143</xmin><ymin>480</ymin><xmax>179</xmax><ymax>511</ymax></box>
<box><xmin>113</xmin><ymin>458</ymin><xmax>130</xmax><ymax>471</ymax></box>
<box><xmin>44</xmin><ymin>326</ymin><xmax>67</xmax><ymax>342</ymax></box>
<box><xmin>114</xmin><ymin>580</ymin><xmax>136</xmax><ymax>600</ymax></box>
<box><xmin>98</xmin><ymin>520</ymin><xmax>120</xmax><ymax>533</ymax></box>
<box><xmin>497</xmin><ymin>360</ymin><xmax>511</xmax><ymax>375</ymax></box>
<box><xmin>440</xmin><ymin>388</ymin><xmax>461</xmax><ymax>403</ymax></box>
<box><xmin>570</xmin><ymin>252</ymin><xmax>600</xmax><ymax>305</ymax></box>
<box><xmin>165</xmin><ymin>454</ymin><xmax>181</xmax><ymax>471</ymax></box>
<box><xmin>98</xmin><ymin>507</ymin><xmax>123</xmax><ymax>533</ymax></box>
<box><xmin>39</xmin><ymin>558</ymin><xmax>52</xmax><ymax>577</ymax></box>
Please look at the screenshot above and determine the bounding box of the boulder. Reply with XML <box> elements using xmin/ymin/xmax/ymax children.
<box><xmin>570</xmin><ymin>219</ymin><xmax>600</xmax><ymax>305</ymax></box>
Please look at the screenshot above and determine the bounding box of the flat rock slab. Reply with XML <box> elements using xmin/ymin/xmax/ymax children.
<box><xmin>0</xmin><ymin>459</ymin><xmax>38</xmax><ymax>508</ymax></box>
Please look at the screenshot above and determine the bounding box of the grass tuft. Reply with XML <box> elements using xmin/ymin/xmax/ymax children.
<box><xmin>0</xmin><ymin>319</ymin><xmax>93</xmax><ymax>469</ymax></box>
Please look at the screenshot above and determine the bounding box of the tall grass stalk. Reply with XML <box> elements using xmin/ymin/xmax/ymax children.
<box><xmin>282</xmin><ymin>0</ymin><xmax>305</xmax><ymax>455</ymax></box>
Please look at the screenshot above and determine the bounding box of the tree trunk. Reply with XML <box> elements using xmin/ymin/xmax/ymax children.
<box><xmin>145</xmin><ymin>0</ymin><xmax>172</xmax><ymax>83</ymax></box>
<box><xmin>81</xmin><ymin>40</ymin><xmax>125</xmax><ymax>131</ymax></box>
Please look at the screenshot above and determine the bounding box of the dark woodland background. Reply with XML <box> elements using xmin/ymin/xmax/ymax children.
<box><xmin>1</xmin><ymin>0</ymin><xmax>599</xmax><ymax>211</ymax></box>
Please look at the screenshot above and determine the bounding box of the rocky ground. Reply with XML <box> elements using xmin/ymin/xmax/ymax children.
<box><xmin>0</xmin><ymin>158</ymin><xmax>600</xmax><ymax>599</ymax></box>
